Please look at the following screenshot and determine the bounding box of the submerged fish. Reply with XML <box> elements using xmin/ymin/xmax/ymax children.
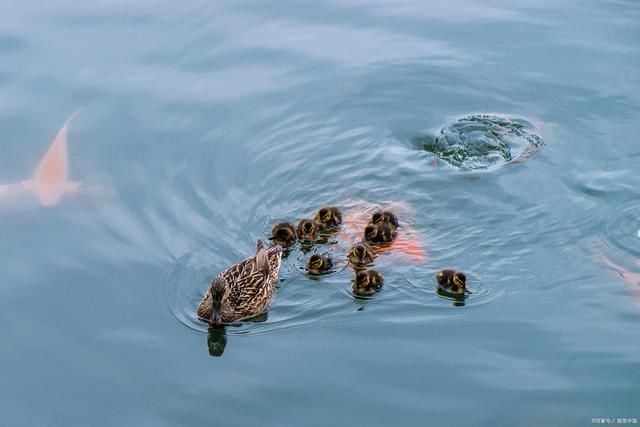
<box><xmin>599</xmin><ymin>254</ymin><xmax>640</xmax><ymax>288</ymax></box>
<box><xmin>0</xmin><ymin>112</ymin><xmax>81</xmax><ymax>207</ymax></box>
<box><xmin>339</xmin><ymin>200</ymin><xmax>428</xmax><ymax>263</ymax></box>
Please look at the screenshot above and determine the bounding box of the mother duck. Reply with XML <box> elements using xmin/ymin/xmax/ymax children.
<box><xmin>197</xmin><ymin>239</ymin><xmax>283</xmax><ymax>325</ymax></box>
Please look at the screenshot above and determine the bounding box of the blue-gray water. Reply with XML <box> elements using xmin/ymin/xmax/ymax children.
<box><xmin>1</xmin><ymin>1</ymin><xmax>639</xmax><ymax>426</ymax></box>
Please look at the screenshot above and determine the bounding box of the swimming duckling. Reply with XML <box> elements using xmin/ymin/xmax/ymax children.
<box><xmin>352</xmin><ymin>269</ymin><xmax>384</xmax><ymax>296</ymax></box>
<box><xmin>269</xmin><ymin>222</ymin><xmax>297</xmax><ymax>247</ymax></box>
<box><xmin>347</xmin><ymin>242</ymin><xmax>375</xmax><ymax>267</ymax></box>
<box><xmin>197</xmin><ymin>239</ymin><xmax>283</xmax><ymax>325</ymax></box>
<box><xmin>296</xmin><ymin>219</ymin><xmax>319</xmax><ymax>241</ymax></box>
<box><xmin>364</xmin><ymin>222</ymin><xmax>396</xmax><ymax>244</ymax></box>
<box><xmin>305</xmin><ymin>253</ymin><xmax>333</xmax><ymax>275</ymax></box>
<box><xmin>314</xmin><ymin>206</ymin><xmax>342</xmax><ymax>227</ymax></box>
<box><xmin>370</xmin><ymin>210</ymin><xmax>399</xmax><ymax>230</ymax></box>
<box><xmin>436</xmin><ymin>269</ymin><xmax>467</xmax><ymax>294</ymax></box>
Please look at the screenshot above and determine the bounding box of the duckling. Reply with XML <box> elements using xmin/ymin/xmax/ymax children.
<box><xmin>370</xmin><ymin>210</ymin><xmax>399</xmax><ymax>230</ymax></box>
<box><xmin>436</xmin><ymin>269</ymin><xmax>467</xmax><ymax>294</ymax></box>
<box><xmin>352</xmin><ymin>269</ymin><xmax>384</xmax><ymax>296</ymax></box>
<box><xmin>296</xmin><ymin>219</ymin><xmax>319</xmax><ymax>241</ymax></box>
<box><xmin>314</xmin><ymin>206</ymin><xmax>342</xmax><ymax>227</ymax></box>
<box><xmin>197</xmin><ymin>239</ymin><xmax>283</xmax><ymax>324</ymax></box>
<box><xmin>305</xmin><ymin>253</ymin><xmax>333</xmax><ymax>275</ymax></box>
<box><xmin>347</xmin><ymin>242</ymin><xmax>375</xmax><ymax>267</ymax></box>
<box><xmin>269</xmin><ymin>222</ymin><xmax>296</xmax><ymax>247</ymax></box>
<box><xmin>364</xmin><ymin>222</ymin><xmax>396</xmax><ymax>244</ymax></box>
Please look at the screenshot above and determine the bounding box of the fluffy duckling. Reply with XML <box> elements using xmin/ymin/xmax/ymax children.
<box><xmin>370</xmin><ymin>210</ymin><xmax>399</xmax><ymax>230</ymax></box>
<box><xmin>364</xmin><ymin>222</ymin><xmax>396</xmax><ymax>244</ymax></box>
<box><xmin>352</xmin><ymin>269</ymin><xmax>384</xmax><ymax>296</ymax></box>
<box><xmin>269</xmin><ymin>222</ymin><xmax>297</xmax><ymax>247</ymax></box>
<box><xmin>296</xmin><ymin>219</ymin><xmax>319</xmax><ymax>241</ymax></box>
<box><xmin>347</xmin><ymin>242</ymin><xmax>375</xmax><ymax>267</ymax></box>
<box><xmin>314</xmin><ymin>206</ymin><xmax>342</xmax><ymax>227</ymax></box>
<box><xmin>436</xmin><ymin>269</ymin><xmax>467</xmax><ymax>294</ymax></box>
<box><xmin>305</xmin><ymin>253</ymin><xmax>333</xmax><ymax>275</ymax></box>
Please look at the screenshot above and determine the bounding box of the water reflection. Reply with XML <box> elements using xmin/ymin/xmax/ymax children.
<box><xmin>205</xmin><ymin>312</ymin><xmax>270</xmax><ymax>357</ymax></box>
<box><xmin>206</xmin><ymin>327</ymin><xmax>227</xmax><ymax>357</ymax></box>
<box><xmin>436</xmin><ymin>288</ymin><xmax>468</xmax><ymax>307</ymax></box>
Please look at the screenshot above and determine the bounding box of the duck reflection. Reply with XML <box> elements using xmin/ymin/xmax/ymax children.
<box><xmin>204</xmin><ymin>312</ymin><xmax>269</xmax><ymax>358</ymax></box>
<box><xmin>206</xmin><ymin>327</ymin><xmax>227</xmax><ymax>357</ymax></box>
<box><xmin>436</xmin><ymin>288</ymin><xmax>467</xmax><ymax>307</ymax></box>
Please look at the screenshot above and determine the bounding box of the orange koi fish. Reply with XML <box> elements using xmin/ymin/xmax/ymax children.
<box><xmin>339</xmin><ymin>201</ymin><xmax>428</xmax><ymax>263</ymax></box>
<box><xmin>599</xmin><ymin>254</ymin><xmax>640</xmax><ymax>288</ymax></box>
<box><xmin>0</xmin><ymin>112</ymin><xmax>81</xmax><ymax>207</ymax></box>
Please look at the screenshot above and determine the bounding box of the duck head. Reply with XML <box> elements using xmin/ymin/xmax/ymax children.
<box><xmin>209</xmin><ymin>276</ymin><xmax>228</xmax><ymax>325</ymax></box>
<box><xmin>269</xmin><ymin>222</ymin><xmax>296</xmax><ymax>247</ymax></box>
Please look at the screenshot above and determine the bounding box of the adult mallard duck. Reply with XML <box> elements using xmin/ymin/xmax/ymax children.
<box><xmin>314</xmin><ymin>206</ymin><xmax>342</xmax><ymax>227</ymax></box>
<box><xmin>436</xmin><ymin>269</ymin><xmax>467</xmax><ymax>294</ymax></box>
<box><xmin>305</xmin><ymin>253</ymin><xmax>333</xmax><ymax>275</ymax></box>
<box><xmin>197</xmin><ymin>239</ymin><xmax>283</xmax><ymax>325</ymax></box>
<box><xmin>296</xmin><ymin>219</ymin><xmax>319</xmax><ymax>241</ymax></box>
<box><xmin>364</xmin><ymin>223</ymin><xmax>396</xmax><ymax>244</ymax></box>
<box><xmin>269</xmin><ymin>222</ymin><xmax>297</xmax><ymax>247</ymax></box>
<box><xmin>370</xmin><ymin>210</ymin><xmax>399</xmax><ymax>230</ymax></box>
<box><xmin>347</xmin><ymin>242</ymin><xmax>375</xmax><ymax>268</ymax></box>
<box><xmin>352</xmin><ymin>269</ymin><xmax>383</xmax><ymax>296</ymax></box>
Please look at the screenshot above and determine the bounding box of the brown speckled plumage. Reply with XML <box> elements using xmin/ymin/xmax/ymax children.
<box><xmin>347</xmin><ymin>242</ymin><xmax>375</xmax><ymax>268</ymax></box>
<box><xmin>352</xmin><ymin>269</ymin><xmax>384</xmax><ymax>296</ymax></box>
<box><xmin>364</xmin><ymin>222</ymin><xmax>396</xmax><ymax>244</ymax></box>
<box><xmin>314</xmin><ymin>206</ymin><xmax>342</xmax><ymax>227</ymax></box>
<box><xmin>269</xmin><ymin>222</ymin><xmax>297</xmax><ymax>247</ymax></box>
<box><xmin>305</xmin><ymin>253</ymin><xmax>333</xmax><ymax>275</ymax></box>
<box><xmin>369</xmin><ymin>210</ymin><xmax>399</xmax><ymax>230</ymax></box>
<box><xmin>436</xmin><ymin>269</ymin><xmax>467</xmax><ymax>294</ymax></box>
<box><xmin>197</xmin><ymin>240</ymin><xmax>283</xmax><ymax>324</ymax></box>
<box><xmin>296</xmin><ymin>219</ymin><xmax>319</xmax><ymax>241</ymax></box>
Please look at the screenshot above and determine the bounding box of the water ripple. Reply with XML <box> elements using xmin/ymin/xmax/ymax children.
<box><xmin>420</xmin><ymin>114</ymin><xmax>545</xmax><ymax>170</ymax></box>
<box><xmin>604</xmin><ymin>204</ymin><xmax>640</xmax><ymax>258</ymax></box>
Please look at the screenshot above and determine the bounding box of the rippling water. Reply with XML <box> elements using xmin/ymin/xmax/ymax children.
<box><xmin>1</xmin><ymin>1</ymin><xmax>639</xmax><ymax>425</ymax></box>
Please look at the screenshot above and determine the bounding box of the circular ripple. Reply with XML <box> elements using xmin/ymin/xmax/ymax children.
<box><xmin>165</xmin><ymin>200</ymin><xmax>499</xmax><ymax>335</ymax></box>
<box><xmin>423</xmin><ymin>114</ymin><xmax>545</xmax><ymax>170</ymax></box>
<box><xmin>165</xmin><ymin>243</ymin><xmax>360</xmax><ymax>336</ymax></box>
<box><xmin>165</xmin><ymin>247</ymin><xmax>219</xmax><ymax>333</ymax></box>
<box><xmin>399</xmin><ymin>269</ymin><xmax>505</xmax><ymax>309</ymax></box>
<box><xmin>605</xmin><ymin>204</ymin><xmax>640</xmax><ymax>258</ymax></box>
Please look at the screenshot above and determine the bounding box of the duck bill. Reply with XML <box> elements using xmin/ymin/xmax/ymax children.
<box><xmin>210</xmin><ymin>304</ymin><xmax>222</xmax><ymax>325</ymax></box>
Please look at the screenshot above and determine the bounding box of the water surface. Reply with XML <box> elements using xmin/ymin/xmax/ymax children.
<box><xmin>1</xmin><ymin>1</ymin><xmax>639</xmax><ymax>426</ymax></box>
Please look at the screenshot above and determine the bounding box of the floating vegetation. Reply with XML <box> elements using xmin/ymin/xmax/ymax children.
<box><xmin>422</xmin><ymin>114</ymin><xmax>545</xmax><ymax>170</ymax></box>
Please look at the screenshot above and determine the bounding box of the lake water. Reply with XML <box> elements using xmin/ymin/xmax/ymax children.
<box><xmin>1</xmin><ymin>1</ymin><xmax>639</xmax><ymax>425</ymax></box>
